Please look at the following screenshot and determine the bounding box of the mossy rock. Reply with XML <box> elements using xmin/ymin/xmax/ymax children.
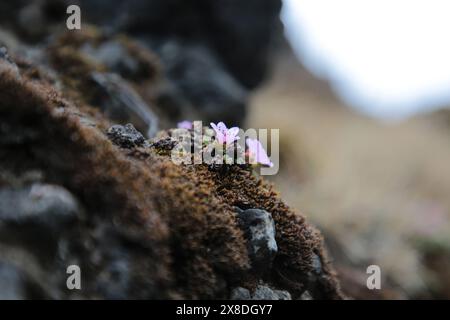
<box><xmin>0</xmin><ymin>52</ymin><xmax>342</xmax><ymax>299</ymax></box>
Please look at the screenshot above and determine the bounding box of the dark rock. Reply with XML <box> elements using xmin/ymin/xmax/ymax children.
<box><xmin>230</xmin><ymin>287</ymin><xmax>251</xmax><ymax>300</ymax></box>
<box><xmin>107</xmin><ymin>123</ymin><xmax>146</xmax><ymax>148</ymax></box>
<box><xmin>273</xmin><ymin>289</ymin><xmax>292</xmax><ymax>300</ymax></box>
<box><xmin>305</xmin><ymin>253</ymin><xmax>324</xmax><ymax>288</ymax></box>
<box><xmin>95</xmin><ymin>247</ymin><xmax>131</xmax><ymax>300</ymax></box>
<box><xmin>82</xmin><ymin>41</ymin><xmax>139</xmax><ymax>78</ymax></box>
<box><xmin>204</xmin><ymin>0</ymin><xmax>282</xmax><ymax>88</ymax></box>
<box><xmin>77</xmin><ymin>0</ymin><xmax>282</xmax><ymax>88</ymax></box>
<box><xmin>92</xmin><ymin>72</ymin><xmax>159</xmax><ymax>137</ymax></box>
<box><xmin>311</xmin><ymin>253</ymin><xmax>323</xmax><ymax>274</ymax></box>
<box><xmin>0</xmin><ymin>0</ymin><xmax>281</xmax><ymax>127</ymax></box>
<box><xmin>236</xmin><ymin>208</ymin><xmax>278</xmax><ymax>270</ymax></box>
<box><xmin>0</xmin><ymin>121</ymin><xmax>40</xmax><ymax>145</ymax></box>
<box><xmin>1</xmin><ymin>0</ymin><xmax>282</xmax><ymax>125</ymax></box>
<box><xmin>231</xmin><ymin>285</ymin><xmax>291</xmax><ymax>300</ymax></box>
<box><xmin>151</xmin><ymin>137</ymin><xmax>177</xmax><ymax>152</ymax></box>
<box><xmin>252</xmin><ymin>285</ymin><xmax>291</xmax><ymax>300</ymax></box>
<box><xmin>0</xmin><ymin>262</ymin><xmax>27</xmax><ymax>299</ymax></box>
<box><xmin>0</xmin><ymin>183</ymin><xmax>79</xmax><ymax>232</ymax></box>
<box><xmin>81</xmin><ymin>40</ymin><xmax>158</xmax><ymax>81</ymax></box>
<box><xmin>155</xmin><ymin>42</ymin><xmax>247</xmax><ymax>126</ymax></box>
<box><xmin>300</xmin><ymin>290</ymin><xmax>313</xmax><ymax>300</ymax></box>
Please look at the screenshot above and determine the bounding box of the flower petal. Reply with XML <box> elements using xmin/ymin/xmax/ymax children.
<box><xmin>226</xmin><ymin>127</ymin><xmax>240</xmax><ymax>143</ymax></box>
<box><xmin>216</xmin><ymin>122</ymin><xmax>227</xmax><ymax>133</ymax></box>
<box><xmin>246</xmin><ymin>138</ymin><xmax>273</xmax><ymax>167</ymax></box>
<box><xmin>210</xmin><ymin>122</ymin><xmax>226</xmax><ymax>144</ymax></box>
<box><xmin>177</xmin><ymin>120</ymin><xmax>193</xmax><ymax>129</ymax></box>
<box><xmin>210</xmin><ymin>122</ymin><xmax>218</xmax><ymax>131</ymax></box>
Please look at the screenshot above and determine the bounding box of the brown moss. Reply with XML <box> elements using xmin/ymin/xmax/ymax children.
<box><xmin>0</xmin><ymin>61</ymin><xmax>171</xmax><ymax>297</ymax></box>
<box><xmin>0</xmin><ymin>60</ymin><xmax>248</xmax><ymax>299</ymax></box>
<box><xmin>47</xmin><ymin>42</ymin><xmax>105</xmax><ymax>105</ymax></box>
<box><xmin>0</xmin><ymin>51</ymin><xmax>343</xmax><ymax>298</ymax></box>
<box><xmin>48</xmin><ymin>29</ymin><xmax>160</xmax><ymax>91</ymax></box>
<box><xmin>214</xmin><ymin>168</ymin><xmax>343</xmax><ymax>298</ymax></box>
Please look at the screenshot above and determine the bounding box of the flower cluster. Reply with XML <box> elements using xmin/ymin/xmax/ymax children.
<box><xmin>210</xmin><ymin>122</ymin><xmax>273</xmax><ymax>168</ymax></box>
<box><xmin>174</xmin><ymin>120</ymin><xmax>274</xmax><ymax>169</ymax></box>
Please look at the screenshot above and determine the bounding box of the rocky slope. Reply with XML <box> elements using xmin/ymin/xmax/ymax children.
<box><xmin>0</xmin><ymin>0</ymin><xmax>342</xmax><ymax>299</ymax></box>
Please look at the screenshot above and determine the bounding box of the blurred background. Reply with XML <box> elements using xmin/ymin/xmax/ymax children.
<box><xmin>1</xmin><ymin>0</ymin><xmax>450</xmax><ymax>299</ymax></box>
<box><xmin>249</xmin><ymin>0</ymin><xmax>450</xmax><ymax>299</ymax></box>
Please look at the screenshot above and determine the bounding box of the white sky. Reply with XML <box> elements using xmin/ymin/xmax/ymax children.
<box><xmin>281</xmin><ymin>0</ymin><xmax>450</xmax><ymax>119</ymax></box>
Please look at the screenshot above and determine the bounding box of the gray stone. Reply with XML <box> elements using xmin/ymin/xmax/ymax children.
<box><xmin>230</xmin><ymin>287</ymin><xmax>251</xmax><ymax>300</ymax></box>
<box><xmin>107</xmin><ymin>123</ymin><xmax>146</xmax><ymax>148</ymax></box>
<box><xmin>231</xmin><ymin>285</ymin><xmax>291</xmax><ymax>300</ymax></box>
<box><xmin>0</xmin><ymin>183</ymin><xmax>79</xmax><ymax>232</ymax></box>
<box><xmin>0</xmin><ymin>262</ymin><xmax>27</xmax><ymax>299</ymax></box>
<box><xmin>96</xmin><ymin>251</ymin><xmax>131</xmax><ymax>300</ymax></box>
<box><xmin>300</xmin><ymin>290</ymin><xmax>313</xmax><ymax>300</ymax></box>
<box><xmin>252</xmin><ymin>285</ymin><xmax>291</xmax><ymax>300</ymax></box>
<box><xmin>307</xmin><ymin>253</ymin><xmax>323</xmax><ymax>285</ymax></box>
<box><xmin>92</xmin><ymin>72</ymin><xmax>159</xmax><ymax>137</ymax></box>
<box><xmin>82</xmin><ymin>41</ymin><xmax>140</xmax><ymax>79</ymax></box>
<box><xmin>311</xmin><ymin>253</ymin><xmax>323</xmax><ymax>274</ymax></box>
<box><xmin>155</xmin><ymin>42</ymin><xmax>248</xmax><ymax>126</ymax></box>
<box><xmin>236</xmin><ymin>208</ymin><xmax>277</xmax><ymax>270</ymax></box>
<box><xmin>76</xmin><ymin>0</ymin><xmax>282</xmax><ymax>88</ymax></box>
<box><xmin>273</xmin><ymin>289</ymin><xmax>292</xmax><ymax>300</ymax></box>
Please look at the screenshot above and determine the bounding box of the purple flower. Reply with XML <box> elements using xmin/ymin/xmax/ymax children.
<box><xmin>246</xmin><ymin>138</ymin><xmax>274</xmax><ymax>167</ymax></box>
<box><xmin>210</xmin><ymin>122</ymin><xmax>240</xmax><ymax>144</ymax></box>
<box><xmin>177</xmin><ymin>120</ymin><xmax>193</xmax><ymax>130</ymax></box>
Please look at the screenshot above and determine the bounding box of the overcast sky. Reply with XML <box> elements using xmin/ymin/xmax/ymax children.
<box><xmin>282</xmin><ymin>0</ymin><xmax>450</xmax><ymax>119</ymax></box>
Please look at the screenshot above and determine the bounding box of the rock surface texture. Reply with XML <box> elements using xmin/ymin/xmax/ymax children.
<box><xmin>236</xmin><ymin>208</ymin><xmax>278</xmax><ymax>271</ymax></box>
<box><xmin>0</xmin><ymin>0</ymin><xmax>343</xmax><ymax>299</ymax></box>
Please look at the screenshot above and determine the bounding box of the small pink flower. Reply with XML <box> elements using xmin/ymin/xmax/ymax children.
<box><xmin>246</xmin><ymin>138</ymin><xmax>273</xmax><ymax>167</ymax></box>
<box><xmin>177</xmin><ymin>120</ymin><xmax>193</xmax><ymax>130</ymax></box>
<box><xmin>210</xmin><ymin>122</ymin><xmax>240</xmax><ymax>144</ymax></box>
